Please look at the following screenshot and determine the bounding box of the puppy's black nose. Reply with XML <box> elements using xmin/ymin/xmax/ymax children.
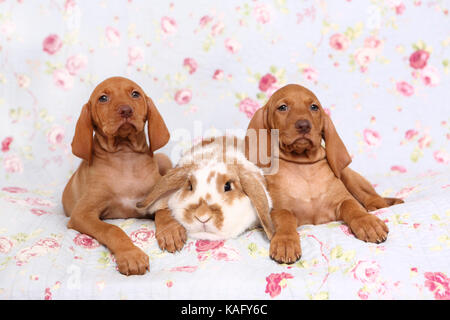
<box><xmin>118</xmin><ymin>105</ymin><xmax>133</xmax><ymax>118</ymax></box>
<box><xmin>295</xmin><ymin>119</ymin><xmax>311</xmax><ymax>133</ymax></box>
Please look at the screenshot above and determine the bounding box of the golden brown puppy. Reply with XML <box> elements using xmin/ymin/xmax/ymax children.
<box><xmin>246</xmin><ymin>84</ymin><xmax>404</xmax><ymax>264</ymax></box>
<box><xmin>62</xmin><ymin>76</ymin><xmax>184</xmax><ymax>275</ymax></box>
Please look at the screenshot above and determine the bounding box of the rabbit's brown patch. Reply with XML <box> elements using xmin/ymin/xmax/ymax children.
<box><xmin>207</xmin><ymin>171</ymin><xmax>216</xmax><ymax>184</ymax></box>
<box><xmin>184</xmin><ymin>198</ymin><xmax>224</xmax><ymax>230</ymax></box>
<box><xmin>179</xmin><ymin>174</ymin><xmax>197</xmax><ymax>200</ymax></box>
<box><xmin>216</xmin><ymin>172</ymin><xmax>245</xmax><ymax>205</ymax></box>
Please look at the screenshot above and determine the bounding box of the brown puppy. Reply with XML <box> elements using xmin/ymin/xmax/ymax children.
<box><xmin>246</xmin><ymin>84</ymin><xmax>404</xmax><ymax>264</ymax></box>
<box><xmin>62</xmin><ymin>76</ymin><xmax>184</xmax><ymax>275</ymax></box>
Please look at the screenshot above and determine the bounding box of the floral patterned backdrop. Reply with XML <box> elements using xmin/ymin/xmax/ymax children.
<box><xmin>0</xmin><ymin>0</ymin><xmax>449</xmax><ymax>185</ymax></box>
<box><xmin>0</xmin><ymin>0</ymin><xmax>449</xmax><ymax>300</ymax></box>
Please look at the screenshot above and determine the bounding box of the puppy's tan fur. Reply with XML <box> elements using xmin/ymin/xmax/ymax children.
<box><xmin>62</xmin><ymin>76</ymin><xmax>182</xmax><ymax>275</ymax></box>
<box><xmin>246</xmin><ymin>84</ymin><xmax>403</xmax><ymax>264</ymax></box>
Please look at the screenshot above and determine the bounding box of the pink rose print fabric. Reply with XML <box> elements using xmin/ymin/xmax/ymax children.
<box><xmin>0</xmin><ymin>0</ymin><xmax>448</xmax><ymax>299</ymax></box>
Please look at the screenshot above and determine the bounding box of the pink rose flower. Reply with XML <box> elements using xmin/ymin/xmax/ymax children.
<box><xmin>128</xmin><ymin>46</ymin><xmax>144</xmax><ymax>66</ymax></box>
<box><xmin>47</xmin><ymin>125</ymin><xmax>65</xmax><ymax>146</ymax></box>
<box><xmin>409</xmin><ymin>50</ymin><xmax>429</xmax><ymax>69</ymax></box>
<box><xmin>174</xmin><ymin>89</ymin><xmax>192</xmax><ymax>105</ymax></box>
<box><xmin>0</xmin><ymin>236</ymin><xmax>13</xmax><ymax>254</ymax></box>
<box><xmin>351</xmin><ymin>260</ymin><xmax>380</xmax><ymax>284</ymax></box>
<box><xmin>161</xmin><ymin>16</ymin><xmax>177</xmax><ymax>34</ymax></box>
<box><xmin>433</xmin><ymin>150</ymin><xmax>449</xmax><ymax>164</ymax></box>
<box><xmin>73</xmin><ymin>234</ymin><xmax>100</xmax><ymax>249</ymax></box>
<box><xmin>364</xmin><ymin>36</ymin><xmax>383</xmax><ymax>53</ymax></box>
<box><xmin>254</xmin><ymin>3</ymin><xmax>271</xmax><ymax>24</ymax></box>
<box><xmin>224</xmin><ymin>38</ymin><xmax>241</xmax><ymax>54</ymax></box>
<box><xmin>354</xmin><ymin>47</ymin><xmax>377</xmax><ymax>67</ymax></box>
<box><xmin>239</xmin><ymin>98</ymin><xmax>260</xmax><ymax>119</ymax></box>
<box><xmin>199</xmin><ymin>15</ymin><xmax>213</xmax><ymax>28</ymax></box>
<box><xmin>37</xmin><ymin>238</ymin><xmax>60</xmax><ymax>249</ymax></box>
<box><xmin>363</xmin><ymin>129</ymin><xmax>381</xmax><ymax>147</ymax></box>
<box><xmin>418</xmin><ymin>134</ymin><xmax>432</xmax><ymax>149</ymax></box>
<box><xmin>395</xmin><ymin>3</ymin><xmax>406</xmax><ymax>14</ymax></box>
<box><xmin>329</xmin><ymin>33</ymin><xmax>350</xmax><ymax>51</ymax></box>
<box><xmin>211</xmin><ymin>21</ymin><xmax>225</xmax><ymax>36</ymax></box>
<box><xmin>44</xmin><ymin>288</ymin><xmax>52</xmax><ymax>300</ymax></box>
<box><xmin>195</xmin><ymin>240</ymin><xmax>224</xmax><ymax>252</ymax></box>
<box><xmin>130</xmin><ymin>228</ymin><xmax>154</xmax><ymax>244</ymax></box>
<box><xmin>30</xmin><ymin>208</ymin><xmax>52</xmax><ymax>216</ymax></box>
<box><xmin>42</xmin><ymin>34</ymin><xmax>63</xmax><ymax>55</ymax></box>
<box><xmin>421</xmin><ymin>66</ymin><xmax>440</xmax><ymax>87</ymax></box>
<box><xmin>405</xmin><ymin>129</ymin><xmax>419</xmax><ymax>140</ymax></box>
<box><xmin>303</xmin><ymin>67</ymin><xmax>318</xmax><ymax>82</ymax></box>
<box><xmin>105</xmin><ymin>26</ymin><xmax>120</xmax><ymax>46</ymax></box>
<box><xmin>53</xmin><ymin>68</ymin><xmax>74</xmax><ymax>90</ymax></box>
<box><xmin>357</xmin><ymin>288</ymin><xmax>369</xmax><ymax>300</ymax></box>
<box><xmin>424</xmin><ymin>272</ymin><xmax>450</xmax><ymax>300</ymax></box>
<box><xmin>1</xmin><ymin>137</ymin><xmax>13</xmax><ymax>152</ymax></box>
<box><xmin>183</xmin><ymin>58</ymin><xmax>198</xmax><ymax>74</ymax></box>
<box><xmin>66</xmin><ymin>54</ymin><xmax>87</xmax><ymax>75</ymax></box>
<box><xmin>64</xmin><ymin>0</ymin><xmax>76</xmax><ymax>13</ymax></box>
<box><xmin>265</xmin><ymin>272</ymin><xmax>294</xmax><ymax>298</ymax></box>
<box><xmin>2</xmin><ymin>186</ymin><xmax>27</xmax><ymax>193</ymax></box>
<box><xmin>396</xmin><ymin>81</ymin><xmax>414</xmax><ymax>97</ymax></box>
<box><xmin>3</xmin><ymin>153</ymin><xmax>23</xmax><ymax>173</ymax></box>
<box><xmin>170</xmin><ymin>266</ymin><xmax>198</xmax><ymax>273</ymax></box>
<box><xmin>391</xmin><ymin>165</ymin><xmax>407</xmax><ymax>173</ymax></box>
<box><xmin>258</xmin><ymin>73</ymin><xmax>277</xmax><ymax>92</ymax></box>
<box><xmin>212</xmin><ymin>69</ymin><xmax>224</xmax><ymax>80</ymax></box>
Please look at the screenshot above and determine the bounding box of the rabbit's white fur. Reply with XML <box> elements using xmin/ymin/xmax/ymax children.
<box><xmin>142</xmin><ymin>137</ymin><xmax>273</xmax><ymax>240</ymax></box>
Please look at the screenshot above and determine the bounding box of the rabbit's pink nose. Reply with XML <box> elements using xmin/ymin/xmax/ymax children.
<box><xmin>195</xmin><ymin>216</ymin><xmax>211</xmax><ymax>224</ymax></box>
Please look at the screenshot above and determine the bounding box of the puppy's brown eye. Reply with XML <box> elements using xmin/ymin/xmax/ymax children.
<box><xmin>277</xmin><ymin>104</ymin><xmax>288</xmax><ymax>112</ymax></box>
<box><xmin>131</xmin><ymin>91</ymin><xmax>140</xmax><ymax>98</ymax></box>
<box><xmin>99</xmin><ymin>95</ymin><xmax>108</xmax><ymax>103</ymax></box>
<box><xmin>224</xmin><ymin>181</ymin><xmax>232</xmax><ymax>192</ymax></box>
<box><xmin>310</xmin><ymin>104</ymin><xmax>319</xmax><ymax>111</ymax></box>
<box><xmin>188</xmin><ymin>181</ymin><xmax>193</xmax><ymax>191</ymax></box>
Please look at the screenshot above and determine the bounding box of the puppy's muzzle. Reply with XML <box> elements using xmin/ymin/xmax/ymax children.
<box><xmin>118</xmin><ymin>105</ymin><xmax>133</xmax><ymax>118</ymax></box>
<box><xmin>295</xmin><ymin>119</ymin><xmax>311</xmax><ymax>134</ymax></box>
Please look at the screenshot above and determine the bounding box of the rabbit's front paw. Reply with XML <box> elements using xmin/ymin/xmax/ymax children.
<box><xmin>156</xmin><ymin>219</ymin><xmax>187</xmax><ymax>253</ymax></box>
<box><xmin>269</xmin><ymin>231</ymin><xmax>301</xmax><ymax>264</ymax></box>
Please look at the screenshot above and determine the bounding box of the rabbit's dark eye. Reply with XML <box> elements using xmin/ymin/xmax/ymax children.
<box><xmin>224</xmin><ymin>181</ymin><xmax>232</xmax><ymax>192</ymax></box>
<box><xmin>99</xmin><ymin>95</ymin><xmax>108</xmax><ymax>103</ymax></box>
<box><xmin>188</xmin><ymin>181</ymin><xmax>193</xmax><ymax>191</ymax></box>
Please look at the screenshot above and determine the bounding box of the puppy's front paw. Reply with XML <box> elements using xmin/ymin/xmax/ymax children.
<box><xmin>349</xmin><ymin>214</ymin><xmax>389</xmax><ymax>243</ymax></box>
<box><xmin>269</xmin><ymin>232</ymin><xmax>301</xmax><ymax>264</ymax></box>
<box><xmin>115</xmin><ymin>246</ymin><xmax>149</xmax><ymax>276</ymax></box>
<box><xmin>156</xmin><ymin>219</ymin><xmax>187</xmax><ymax>253</ymax></box>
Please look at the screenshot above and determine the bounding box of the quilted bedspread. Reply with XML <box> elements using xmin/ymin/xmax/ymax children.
<box><xmin>0</xmin><ymin>0</ymin><xmax>449</xmax><ymax>300</ymax></box>
<box><xmin>0</xmin><ymin>169</ymin><xmax>449</xmax><ymax>300</ymax></box>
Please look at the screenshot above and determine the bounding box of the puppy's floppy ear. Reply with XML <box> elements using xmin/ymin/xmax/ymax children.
<box><xmin>322</xmin><ymin>113</ymin><xmax>352</xmax><ymax>179</ymax></box>
<box><xmin>146</xmin><ymin>95</ymin><xmax>170</xmax><ymax>155</ymax></box>
<box><xmin>136</xmin><ymin>165</ymin><xmax>192</xmax><ymax>210</ymax></box>
<box><xmin>246</xmin><ymin>104</ymin><xmax>269</xmax><ymax>131</ymax></box>
<box><xmin>71</xmin><ymin>103</ymin><xmax>94</xmax><ymax>164</ymax></box>
<box><xmin>238</xmin><ymin>165</ymin><xmax>275</xmax><ymax>240</ymax></box>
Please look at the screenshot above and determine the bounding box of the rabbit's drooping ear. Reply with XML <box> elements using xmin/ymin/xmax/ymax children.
<box><xmin>322</xmin><ymin>113</ymin><xmax>352</xmax><ymax>179</ymax></box>
<box><xmin>245</xmin><ymin>104</ymin><xmax>273</xmax><ymax>167</ymax></box>
<box><xmin>146</xmin><ymin>95</ymin><xmax>170</xmax><ymax>156</ymax></box>
<box><xmin>136</xmin><ymin>165</ymin><xmax>191</xmax><ymax>209</ymax></box>
<box><xmin>71</xmin><ymin>103</ymin><xmax>94</xmax><ymax>164</ymax></box>
<box><xmin>238</xmin><ymin>165</ymin><xmax>275</xmax><ymax>240</ymax></box>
